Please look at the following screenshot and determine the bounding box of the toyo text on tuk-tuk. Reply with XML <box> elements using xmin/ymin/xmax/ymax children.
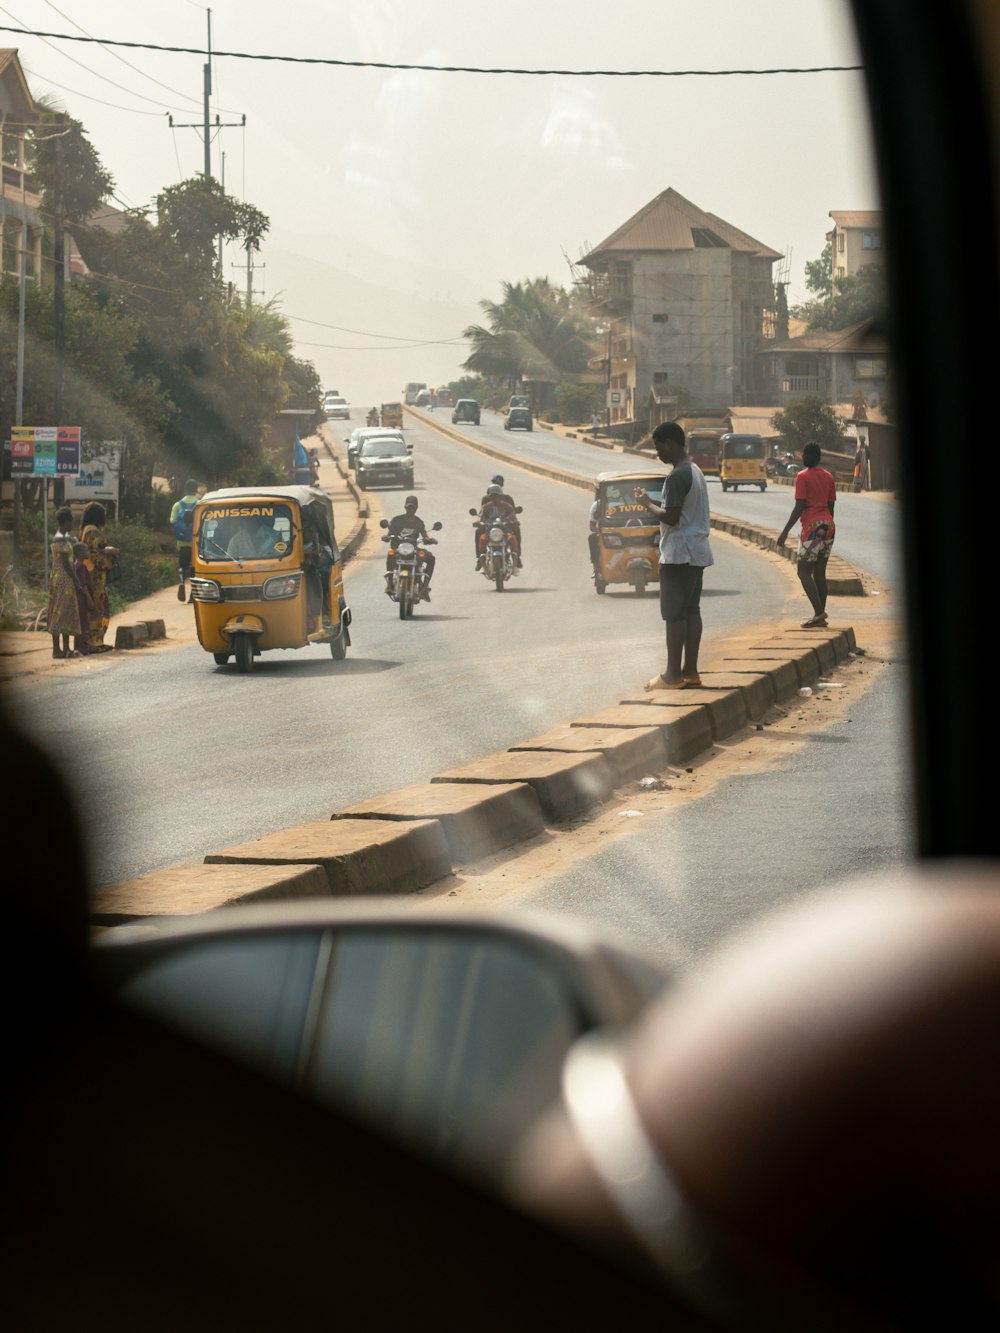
<box><xmin>590</xmin><ymin>471</ymin><xmax>666</xmax><ymax>596</ymax></box>
<box><xmin>189</xmin><ymin>486</ymin><xmax>351</xmax><ymax>673</ymax></box>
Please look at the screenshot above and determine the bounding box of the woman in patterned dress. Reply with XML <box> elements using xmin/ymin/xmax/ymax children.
<box><xmin>47</xmin><ymin>506</ymin><xmax>81</xmax><ymax>659</ymax></box>
<box><xmin>79</xmin><ymin>502</ymin><xmax>117</xmax><ymax>653</ymax></box>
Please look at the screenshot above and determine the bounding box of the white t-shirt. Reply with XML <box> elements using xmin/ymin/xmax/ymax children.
<box><xmin>659</xmin><ymin>459</ymin><xmax>714</xmax><ymax>567</ymax></box>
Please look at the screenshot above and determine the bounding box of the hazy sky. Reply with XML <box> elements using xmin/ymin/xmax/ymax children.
<box><xmin>4</xmin><ymin>0</ymin><xmax>878</xmax><ymax>406</ymax></box>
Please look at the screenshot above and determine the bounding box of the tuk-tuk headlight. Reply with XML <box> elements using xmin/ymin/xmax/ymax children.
<box><xmin>263</xmin><ymin>573</ymin><xmax>302</xmax><ymax>600</ymax></box>
<box><xmin>603</xmin><ymin>533</ymin><xmax>623</xmax><ymax>548</ymax></box>
<box><xmin>190</xmin><ymin>578</ymin><xmax>221</xmax><ymax>602</ymax></box>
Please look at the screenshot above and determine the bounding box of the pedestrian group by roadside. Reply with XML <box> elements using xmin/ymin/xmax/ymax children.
<box><xmin>46</xmin><ymin>502</ymin><xmax>117</xmax><ymax>658</ymax></box>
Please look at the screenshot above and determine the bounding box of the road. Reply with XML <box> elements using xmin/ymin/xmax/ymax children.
<box><xmin>11</xmin><ymin>416</ymin><xmax>796</xmax><ymax>898</ymax></box>
<box><xmin>419</xmin><ymin>406</ymin><xmax>901</xmax><ymax>587</ymax></box>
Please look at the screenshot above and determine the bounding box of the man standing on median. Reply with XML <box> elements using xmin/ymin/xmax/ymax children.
<box><xmin>640</xmin><ymin>421</ymin><xmax>714</xmax><ymax>690</ymax></box>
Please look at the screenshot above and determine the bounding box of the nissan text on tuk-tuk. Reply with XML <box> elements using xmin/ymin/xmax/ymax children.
<box><xmin>719</xmin><ymin>432</ymin><xmax>767</xmax><ymax>492</ymax></box>
<box><xmin>591</xmin><ymin>471</ymin><xmax>665</xmax><ymax>596</ymax></box>
<box><xmin>190</xmin><ymin>486</ymin><xmax>352</xmax><ymax>672</ymax></box>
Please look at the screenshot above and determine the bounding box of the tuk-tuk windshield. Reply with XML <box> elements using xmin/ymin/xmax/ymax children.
<box><xmin>723</xmin><ymin>436</ymin><xmax>765</xmax><ymax>459</ymax></box>
<box><xmin>198</xmin><ymin>502</ymin><xmax>297</xmax><ymax>562</ymax></box>
<box><xmin>599</xmin><ymin>480</ymin><xmax>663</xmax><ymax>527</ymax></box>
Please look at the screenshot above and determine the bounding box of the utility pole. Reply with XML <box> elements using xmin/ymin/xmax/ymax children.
<box><xmin>167</xmin><ymin>11</ymin><xmax>245</xmax><ymax>182</ymax></box>
<box><xmin>13</xmin><ymin>230</ymin><xmax>27</xmax><ymax>569</ymax></box>
<box><xmin>236</xmin><ymin>236</ymin><xmax>264</xmax><ymax>307</ymax></box>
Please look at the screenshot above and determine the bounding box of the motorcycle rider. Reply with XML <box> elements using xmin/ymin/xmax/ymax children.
<box><xmin>475</xmin><ymin>475</ymin><xmax>522</xmax><ymax>568</ymax></box>
<box><xmin>474</xmin><ymin>484</ymin><xmax>520</xmax><ymax>571</ymax></box>
<box><xmin>385</xmin><ymin>495</ymin><xmax>436</xmax><ymax>601</ymax></box>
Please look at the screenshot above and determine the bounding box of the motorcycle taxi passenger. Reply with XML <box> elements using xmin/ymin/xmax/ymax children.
<box><xmin>474</xmin><ymin>480</ymin><xmax>522</xmax><ymax>569</ymax></box>
<box><xmin>384</xmin><ymin>496</ymin><xmax>437</xmax><ymax>601</ymax></box>
<box><xmin>189</xmin><ymin>485</ymin><xmax>351</xmax><ymax>673</ymax></box>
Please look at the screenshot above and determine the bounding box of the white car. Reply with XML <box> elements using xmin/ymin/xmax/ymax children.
<box><xmin>347</xmin><ymin>428</ymin><xmax>411</xmax><ymax>468</ymax></box>
<box><xmin>325</xmin><ymin>396</ymin><xmax>351</xmax><ymax>420</ymax></box>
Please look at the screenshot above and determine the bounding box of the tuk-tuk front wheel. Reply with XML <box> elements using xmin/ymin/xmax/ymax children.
<box><xmin>329</xmin><ymin>629</ymin><xmax>348</xmax><ymax>660</ymax></box>
<box><xmin>234</xmin><ymin>633</ymin><xmax>255</xmax><ymax>673</ymax></box>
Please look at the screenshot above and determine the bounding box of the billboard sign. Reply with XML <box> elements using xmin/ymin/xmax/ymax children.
<box><xmin>63</xmin><ymin>443</ymin><xmax>122</xmax><ymax>505</ymax></box>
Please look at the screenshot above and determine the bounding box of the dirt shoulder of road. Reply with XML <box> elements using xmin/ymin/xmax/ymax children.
<box><xmin>416</xmin><ymin>608</ymin><xmax>903</xmax><ymax>912</ymax></box>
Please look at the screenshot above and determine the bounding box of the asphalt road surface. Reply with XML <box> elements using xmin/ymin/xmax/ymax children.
<box><xmin>12</xmin><ymin>416</ymin><xmax>797</xmax><ymax>895</ymax></box>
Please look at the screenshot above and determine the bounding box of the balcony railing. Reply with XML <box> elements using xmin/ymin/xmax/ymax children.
<box><xmin>781</xmin><ymin>376</ymin><xmax>821</xmax><ymax>393</ymax></box>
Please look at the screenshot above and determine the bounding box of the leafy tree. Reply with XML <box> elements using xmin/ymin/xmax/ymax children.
<box><xmin>555</xmin><ymin>383</ymin><xmax>604</xmax><ymax>424</ymax></box>
<box><xmin>770</xmin><ymin>396</ymin><xmax>849</xmax><ymax>457</ymax></box>
<box><xmin>28</xmin><ymin>110</ymin><xmax>114</xmax><ymax>235</ymax></box>
<box><xmin>155</xmin><ymin>177</ymin><xmax>268</xmax><ymax>281</ymax></box>
<box><xmin>792</xmin><ymin>243</ymin><xmax>887</xmax><ymax>332</ymax></box>
<box><xmin>804</xmin><ymin>242</ymin><xmax>833</xmax><ymax>298</ymax></box>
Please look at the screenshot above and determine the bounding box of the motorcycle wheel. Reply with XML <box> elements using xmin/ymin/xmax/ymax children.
<box><xmin>495</xmin><ymin>566</ymin><xmax>504</xmax><ymax>592</ymax></box>
<box><xmin>399</xmin><ymin>584</ymin><xmax>412</xmax><ymax>619</ymax></box>
<box><xmin>234</xmin><ymin>633</ymin><xmax>254</xmax><ymax>674</ymax></box>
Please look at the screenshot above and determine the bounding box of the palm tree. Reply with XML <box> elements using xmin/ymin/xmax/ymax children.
<box><xmin>462</xmin><ymin>279</ymin><xmax>594</xmax><ymax>404</ymax></box>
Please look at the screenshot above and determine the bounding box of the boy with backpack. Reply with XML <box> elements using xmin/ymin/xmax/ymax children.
<box><xmin>170</xmin><ymin>480</ymin><xmax>200</xmax><ymax>603</ymax></box>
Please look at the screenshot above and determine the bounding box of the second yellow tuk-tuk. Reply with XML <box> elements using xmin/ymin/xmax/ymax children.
<box><xmin>720</xmin><ymin>433</ymin><xmax>767</xmax><ymax>492</ymax></box>
<box><xmin>189</xmin><ymin>486</ymin><xmax>351</xmax><ymax>673</ymax></box>
<box><xmin>590</xmin><ymin>471</ymin><xmax>665</xmax><ymax>596</ymax></box>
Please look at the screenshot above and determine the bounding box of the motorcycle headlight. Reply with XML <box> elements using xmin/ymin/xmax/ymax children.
<box><xmin>489</xmin><ymin>526</ymin><xmax>504</xmax><ymax>542</ymax></box>
<box><xmin>263</xmin><ymin>573</ymin><xmax>302</xmax><ymax>600</ymax></box>
<box><xmin>190</xmin><ymin>578</ymin><xmax>221</xmax><ymax>602</ymax></box>
<box><xmin>396</xmin><ymin>541</ymin><xmax>416</xmax><ymax>556</ymax></box>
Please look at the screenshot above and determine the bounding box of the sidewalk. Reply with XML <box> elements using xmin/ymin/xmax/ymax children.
<box><xmin>0</xmin><ymin>436</ymin><xmax>362</xmax><ymax>685</ymax></box>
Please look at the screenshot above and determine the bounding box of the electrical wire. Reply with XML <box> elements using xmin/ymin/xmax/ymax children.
<box><xmin>0</xmin><ymin>22</ymin><xmax>863</xmax><ymax>78</ymax></box>
<box><xmin>40</xmin><ymin>0</ymin><xmax>214</xmax><ymax>111</ymax></box>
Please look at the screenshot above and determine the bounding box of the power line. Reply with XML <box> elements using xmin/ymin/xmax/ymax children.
<box><xmin>0</xmin><ymin>22</ymin><xmax>863</xmax><ymax>77</ymax></box>
<box><xmin>26</xmin><ymin>73</ymin><xmax>167</xmax><ymax>116</ymax></box>
<box><xmin>39</xmin><ymin>0</ymin><xmax>211</xmax><ymax>111</ymax></box>
<box><xmin>288</xmin><ymin>313</ymin><xmax>466</xmax><ymax>344</ymax></box>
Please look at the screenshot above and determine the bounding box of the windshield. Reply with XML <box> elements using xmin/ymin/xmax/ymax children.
<box><xmin>1</xmin><ymin>0</ymin><xmax>912</xmax><ymax>1244</ymax></box>
<box><xmin>361</xmin><ymin>440</ymin><xmax>407</xmax><ymax>458</ymax></box>
<box><xmin>198</xmin><ymin>503</ymin><xmax>296</xmax><ymax>562</ymax></box>
<box><xmin>724</xmin><ymin>438</ymin><xmax>766</xmax><ymax>458</ymax></box>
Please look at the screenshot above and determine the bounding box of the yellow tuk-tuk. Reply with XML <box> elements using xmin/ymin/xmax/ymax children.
<box><xmin>591</xmin><ymin>471</ymin><xmax>666</xmax><ymax>596</ymax></box>
<box><xmin>190</xmin><ymin>486</ymin><xmax>351</xmax><ymax>672</ymax></box>
<box><xmin>381</xmin><ymin>402</ymin><xmax>404</xmax><ymax>430</ymax></box>
<box><xmin>720</xmin><ymin>433</ymin><xmax>767</xmax><ymax>492</ymax></box>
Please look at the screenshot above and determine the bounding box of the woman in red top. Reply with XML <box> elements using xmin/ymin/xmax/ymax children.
<box><xmin>777</xmin><ymin>441</ymin><xmax>837</xmax><ymax>627</ymax></box>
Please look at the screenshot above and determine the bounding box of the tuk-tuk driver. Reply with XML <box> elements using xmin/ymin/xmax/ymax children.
<box><xmin>386</xmin><ymin>496</ymin><xmax>436</xmax><ymax>600</ymax></box>
<box><xmin>227</xmin><ymin>517</ymin><xmax>281</xmax><ymax>561</ymax></box>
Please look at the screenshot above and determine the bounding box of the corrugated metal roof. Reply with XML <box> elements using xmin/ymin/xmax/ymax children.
<box><xmin>728</xmin><ymin>410</ymin><xmax>781</xmax><ymax>438</ymax></box>
<box><xmin>581</xmin><ymin>187</ymin><xmax>782</xmax><ymax>265</ymax></box>
<box><xmin>763</xmin><ymin>316</ymin><xmax>888</xmax><ymax>353</ymax></box>
<box><xmin>829</xmin><ymin>210</ymin><xmax>882</xmax><ymax>228</ymax></box>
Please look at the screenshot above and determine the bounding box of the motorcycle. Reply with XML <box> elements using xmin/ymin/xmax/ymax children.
<box><xmin>367</xmin><ymin>409</ymin><xmax>379</xmax><ymax>427</ymax></box>
<box><xmin>380</xmin><ymin>519</ymin><xmax>441</xmax><ymax>619</ymax></box>
<box><xmin>470</xmin><ymin>506</ymin><xmax>522</xmax><ymax>592</ymax></box>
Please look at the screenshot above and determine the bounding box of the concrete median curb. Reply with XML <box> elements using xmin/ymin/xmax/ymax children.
<box><xmin>334</xmin><ymin>781</ymin><xmax>546</xmax><ymax>864</ymax></box>
<box><xmin>432</xmin><ymin>750</ymin><xmax>614</xmax><ymax>822</ymax></box>
<box><xmin>96</xmin><ymin>620</ymin><xmax>860</xmax><ymax>922</ymax></box>
<box><xmin>91</xmin><ymin>861</ymin><xmax>331</xmax><ymax>925</ymax></box>
<box><xmin>205</xmin><ymin>818</ymin><xmax>451</xmax><ymax>897</ymax></box>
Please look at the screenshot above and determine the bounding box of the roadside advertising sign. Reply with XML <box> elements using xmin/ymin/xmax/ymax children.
<box><xmin>63</xmin><ymin>442</ymin><xmax>122</xmax><ymax>506</ymax></box>
<box><xmin>4</xmin><ymin>426</ymin><xmax>81</xmax><ymax>479</ymax></box>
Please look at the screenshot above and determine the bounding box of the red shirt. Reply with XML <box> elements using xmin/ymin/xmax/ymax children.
<box><xmin>794</xmin><ymin>466</ymin><xmax>836</xmax><ymax>528</ymax></box>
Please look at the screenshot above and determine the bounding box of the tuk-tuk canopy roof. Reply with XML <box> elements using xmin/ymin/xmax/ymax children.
<box><xmin>595</xmin><ymin>470</ymin><xmax>668</xmax><ymax>486</ymax></box>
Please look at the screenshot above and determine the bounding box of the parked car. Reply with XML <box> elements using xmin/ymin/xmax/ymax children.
<box><xmin>504</xmin><ymin>407</ymin><xmax>533</xmax><ymax>433</ymax></box>
<box><xmin>325</xmin><ymin>396</ymin><xmax>351</xmax><ymax>421</ymax></box>
<box><xmin>452</xmin><ymin>399</ymin><xmax>481</xmax><ymax>425</ymax></box>
<box><xmin>356</xmin><ymin>436</ymin><xmax>414</xmax><ymax>490</ymax></box>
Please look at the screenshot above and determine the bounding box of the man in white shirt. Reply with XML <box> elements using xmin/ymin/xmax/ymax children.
<box><xmin>639</xmin><ymin>421</ymin><xmax>714</xmax><ymax>689</ymax></box>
